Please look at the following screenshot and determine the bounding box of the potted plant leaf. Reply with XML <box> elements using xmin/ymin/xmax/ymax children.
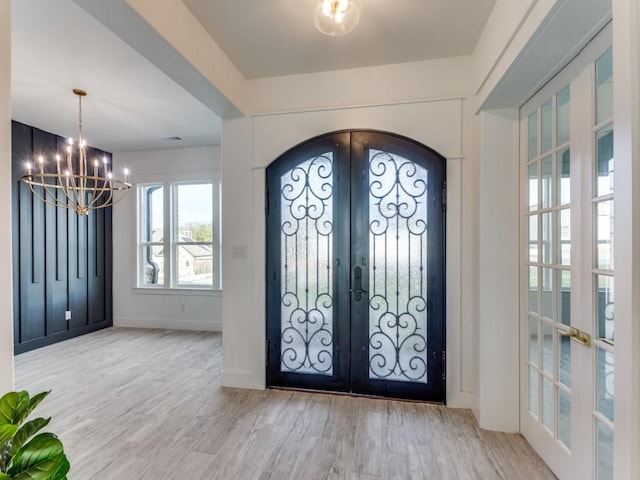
<box><xmin>0</xmin><ymin>390</ymin><xmax>70</xmax><ymax>479</ymax></box>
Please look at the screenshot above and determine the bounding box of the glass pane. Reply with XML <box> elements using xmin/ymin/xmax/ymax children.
<box><xmin>557</xmin><ymin>270</ymin><xmax>571</xmax><ymax>327</ymax></box>
<box><xmin>596</xmin><ymin>275</ymin><xmax>615</xmax><ymax>343</ymax></box>
<box><xmin>541</xmin><ymin>156</ymin><xmax>553</xmax><ymax>208</ymax></box>
<box><xmin>558</xmin><ymin>389</ymin><xmax>571</xmax><ymax>449</ymax></box>
<box><xmin>528</xmin><ymin>111</ymin><xmax>538</xmax><ymax>160</ymax></box>
<box><xmin>556</xmin><ymin>85</ymin><xmax>570</xmax><ymax>146</ymax></box>
<box><xmin>596</xmin><ymin>200</ymin><xmax>614</xmax><ymax>270</ymax></box>
<box><xmin>596</xmin><ymin>125</ymin><xmax>614</xmax><ymax>197</ymax></box>
<box><xmin>141</xmin><ymin>185</ymin><xmax>163</xmax><ymax>243</ymax></box>
<box><xmin>541</xmin><ymin>100</ymin><xmax>552</xmax><ymax>154</ymax></box>
<box><xmin>528</xmin><ymin>163</ymin><xmax>538</xmax><ymax>211</ymax></box>
<box><xmin>595</xmin><ymin>47</ymin><xmax>613</xmax><ymax>125</ymax></box>
<box><xmin>528</xmin><ymin>317</ymin><xmax>539</xmax><ymax>365</ymax></box>
<box><xmin>529</xmin><ymin>266</ymin><xmax>539</xmax><ymax>314</ymax></box>
<box><xmin>557</xmin><ymin>148</ymin><xmax>571</xmax><ymax>205</ymax></box>
<box><xmin>542</xmin><ymin>212</ymin><xmax>552</xmax><ymax>264</ymax></box>
<box><xmin>280</xmin><ymin>153</ymin><xmax>334</xmax><ymax>375</ymax></box>
<box><xmin>558</xmin><ymin>209</ymin><xmax>571</xmax><ymax>265</ymax></box>
<box><xmin>596</xmin><ymin>420</ymin><xmax>614</xmax><ymax>480</ymax></box>
<box><xmin>176</xmin><ymin>246</ymin><xmax>213</xmax><ymax>286</ymax></box>
<box><xmin>542</xmin><ymin>268</ymin><xmax>553</xmax><ymax>319</ymax></box>
<box><xmin>368</xmin><ymin>150</ymin><xmax>428</xmax><ymax>383</ymax></box>
<box><xmin>529</xmin><ymin>214</ymin><xmax>538</xmax><ymax>262</ymax></box>
<box><xmin>141</xmin><ymin>245</ymin><xmax>164</xmax><ymax>286</ymax></box>
<box><xmin>596</xmin><ymin>347</ymin><xmax>615</xmax><ymax>422</ymax></box>
<box><xmin>542</xmin><ymin>322</ymin><xmax>553</xmax><ymax>373</ymax></box>
<box><xmin>558</xmin><ymin>334</ymin><xmax>571</xmax><ymax>388</ymax></box>
<box><xmin>175</xmin><ymin>183</ymin><xmax>213</xmax><ymax>242</ymax></box>
<box><xmin>542</xmin><ymin>376</ymin><xmax>554</xmax><ymax>430</ymax></box>
<box><xmin>529</xmin><ymin>367</ymin><xmax>539</xmax><ymax>417</ymax></box>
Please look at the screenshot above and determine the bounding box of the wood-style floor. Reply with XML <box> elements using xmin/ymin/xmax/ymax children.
<box><xmin>15</xmin><ymin>327</ymin><xmax>556</xmax><ymax>480</ymax></box>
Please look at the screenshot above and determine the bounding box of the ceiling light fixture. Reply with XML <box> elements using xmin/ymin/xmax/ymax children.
<box><xmin>314</xmin><ymin>0</ymin><xmax>362</xmax><ymax>37</ymax></box>
<box><xmin>20</xmin><ymin>89</ymin><xmax>131</xmax><ymax>216</ymax></box>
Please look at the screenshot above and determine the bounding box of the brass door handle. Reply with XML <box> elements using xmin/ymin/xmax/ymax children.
<box><xmin>556</xmin><ymin>326</ymin><xmax>591</xmax><ymax>347</ymax></box>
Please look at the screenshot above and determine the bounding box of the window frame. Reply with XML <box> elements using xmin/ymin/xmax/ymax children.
<box><xmin>136</xmin><ymin>172</ymin><xmax>221</xmax><ymax>291</ymax></box>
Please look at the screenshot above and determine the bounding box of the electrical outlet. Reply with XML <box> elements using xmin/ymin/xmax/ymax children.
<box><xmin>65</xmin><ymin>310</ymin><xmax>72</xmax><ymax>321</ymax></box>
<box><xmin>180</xmin><ymin>303</ymin><xmax>186</xmax><ymax>313</ymax></box>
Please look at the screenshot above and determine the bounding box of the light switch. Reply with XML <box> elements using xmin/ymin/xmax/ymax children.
<box><xmin>232</xmin><ymin>245</ymin><xmax>248</xmax><ymax>258</ymax></box>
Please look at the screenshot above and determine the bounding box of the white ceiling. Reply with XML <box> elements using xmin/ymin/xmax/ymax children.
<box><xmin>182</xmin><ymin>0</ymin><xmax>497</xmax><ymax>79</ymax></box>
<box><xmin>11</xmin><ymin>0</ymin><xmax>222</xmax><ymax>152</ymax></box>
<box><xmin>11</xmin><ymin>0</ymin><xmax>497</xmax><ymax>153</ymax></box>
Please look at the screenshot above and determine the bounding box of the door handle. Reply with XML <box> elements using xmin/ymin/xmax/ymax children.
<box><xmin>353</xmin><ymin>266</ymin><xmax>368</xmax><ymax>301</ymax></box>
<box><xmin>556</xmin><ymin>326</ymin><xmax>591</xmax><ymax>347</ymax></box>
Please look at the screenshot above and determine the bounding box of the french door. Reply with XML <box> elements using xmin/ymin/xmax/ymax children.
<box><xmin>266</xmin><ymin>130</ymin><xmax>446</xmax><ymax>402</ymax></box>
<box><xmin>520</xmin><ymin>25</ymin><xmax>614</xmax><ymax>479</ymax></box>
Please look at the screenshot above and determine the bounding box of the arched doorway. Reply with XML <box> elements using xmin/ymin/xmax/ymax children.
<box><xmin>266</xmin><ymin>130</ymin><xmax>446</xmax><ymax>402</ymax></box>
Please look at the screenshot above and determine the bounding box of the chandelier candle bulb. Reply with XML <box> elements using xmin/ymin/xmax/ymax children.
<box><xmin>19</xmin><ymin>88</ymin><xmax>131</xmax><ymax>216</ymax></box>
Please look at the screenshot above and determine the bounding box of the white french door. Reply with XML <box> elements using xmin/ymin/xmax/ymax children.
<box><xmin>520</xmin><ymin>25</ymin><xmax>615</xmax><ymax>480</ymax></box>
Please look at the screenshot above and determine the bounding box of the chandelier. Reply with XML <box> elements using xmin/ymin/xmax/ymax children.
<box><xmin>314</xmin><ymin>0</ymin><xmax>362</xmax><ymax>36</ymax></box>
<box><xmin>20</xmin><ymin>89</ymin><xmax>131</xmax><ymax>216</ymax></box>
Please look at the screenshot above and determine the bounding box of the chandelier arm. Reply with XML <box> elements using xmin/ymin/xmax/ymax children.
<box><xmin>85</xmin><ymin>174</ymin><xmax>112</xmax><ymax>209</ymax></box>
<box><xmin>66</xmin><ymin>173</ymin><xmax>83</xmax><ymax>212</ymax></box>
<box><xmin>80</xmin><ymin>155</ymin><xmax>88</xmax><ymax>212</ymax></box>
<box><xmin>27</xmin><ymin>180</ymin><xmax>67</xmax><ymax>211</ymax></box>
<box><xmin>62</xmin><ymin>149</ymin><xmax>83</xmax><ymax>210</ymax></box>
<box><xmin>57</xmin><ymin>174</ymin><xmax>81</xmax><ymax>211</ymax></box>
<box><xmin>29</xmin><ymin>167</ymin><xmax>66</xmax><ymax>210</ymax></box>
<box><xmin>40</xmin><ymin>180</ymin><xmax>65</xmax><ymax>209</ymax></box>
<box><xmin>28</xmin><ymin>183</ymin><xmax>54</xmax><ymax>208</ymax></box>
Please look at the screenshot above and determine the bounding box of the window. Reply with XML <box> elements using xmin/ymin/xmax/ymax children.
<box><xmin>138</xmin><ymin>178</ymin><xmax>221</xmax><ymax>290</ymax></box>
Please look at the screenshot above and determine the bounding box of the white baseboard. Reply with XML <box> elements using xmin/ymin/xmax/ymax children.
<box><xmin>446</xmin><ymin>390</ymin><xmax>476</xmax><ymax>409</ymax></box>
<box><xmin>113</xmin><ymin>317</ymin><xmax>222</xmax><ymax>332</ymax></box>
<box><xmin>221</xmin><ymin>369</ymin><xmax>265</xmax><ymax>390</ymax></box>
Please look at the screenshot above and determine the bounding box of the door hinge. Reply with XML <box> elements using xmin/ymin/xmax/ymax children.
<box><xmin>442</xmin><ymin>182</ymin><xmax>447</xmax><ymax>212</ymax></box>
<box><xmin>266</xmin><ymin>339</ymin><xmax>270</xmax><ymax>367</ymax></box>
<box><xmin>441</xmin><ymin>350</ymin><xmax>446</xmax><ymax>381</ymax></box>
<box><xmin>265</xmin><ymin>189</ymin><xmax>270</xmax><ymax>215</ymax></box>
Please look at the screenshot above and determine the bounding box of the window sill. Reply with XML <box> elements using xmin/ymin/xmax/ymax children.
<box><xmin>133</xmin><ymin>287</ymin><xmax>222</xmax><ymax>297</ymax></box>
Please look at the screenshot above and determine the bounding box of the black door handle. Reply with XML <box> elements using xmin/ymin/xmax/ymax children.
<box><xmin>353</xmin><ymin>266</ymin><xmax>368</xmax><ymax>301</ymax></box>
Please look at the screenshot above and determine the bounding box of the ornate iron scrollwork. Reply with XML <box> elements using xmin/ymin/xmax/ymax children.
<box><xmin>279</xmin><ymin>154</ymin><xmax>334</xmax><ymax>375</ymax></box>
<box><xmin>368</xmin><ymin>150</ymin><xmax>429</xmax><ymax>383</ymax></box>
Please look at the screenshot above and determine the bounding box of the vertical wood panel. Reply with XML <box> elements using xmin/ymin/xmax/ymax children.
<box><xmin>19</xmin><ymin>127</ymin><xmax>46</xmax><ymax>342</ymax></box>
<box><xmin>11</xmin><ymin>122</ymin><xmax>30</xmax><ymax>344</ymax></box>
<box><xmin>11</xmin><ymin>121</ymin><xmax>112</xmax><ymax>353</ymax></box>
<box><xmin>105</xmin><ymin>204</ymin><xmax>113</xmax><ymax>323</ymax></box>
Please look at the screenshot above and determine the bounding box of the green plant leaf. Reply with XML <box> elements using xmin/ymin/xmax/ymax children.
<box><xmin>16</xmin><ymin>392</ymin><xmax>51</xmax><ymax>426</ymax></box>
<box><xmin>8</xmin><ymin>418</ymin><xmax>51</xmax><ymax>457</ymax></box>
<box><xmin>48</xmin><ymin>454</ymin><xmax>70</xmax><ymax>480</ymax></box>
<box><xmin>7</xmin><ymin>433</ymin><xmax>64</xmax><ymax>477</ymax></box>
<box><xmin>0</xmin><ymin>472</ymin><xmax>10</xmax><ymax>480</ymax></box>
<box><xmin>0</xmin><ymin>424</ymin><xmax>19</xmax><ymax>468</ymax></box>
<box><xmin>10</xmin><ymin>452</ymin><xmax>68</xmax><ymax>480</ymax></box>
<box><xmin>0</xmin><ymin>392</ymin><xmax>29</xmax><ymax>425</ymax></box>
<box><xmin>0</xmin><ymin>423</ymin><xmax>18</xmax><ymax>446</ymax></box>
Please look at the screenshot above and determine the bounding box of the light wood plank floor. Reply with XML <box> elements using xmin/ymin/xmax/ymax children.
<box><xmin>15</xmin><ymin>327</ymin><xmax>556</xmax><ymax>480</ymax></box>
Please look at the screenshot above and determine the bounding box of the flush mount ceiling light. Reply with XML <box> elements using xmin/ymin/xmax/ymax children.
<box><xmin>20</xmin><ymin>89</ymin><xmax>131</xmax><ymax>216</ymax></box>
<box><xmin>314</xmin><ymin>0</ymin><xmax>362</xmax><ymax>36</ymax></box>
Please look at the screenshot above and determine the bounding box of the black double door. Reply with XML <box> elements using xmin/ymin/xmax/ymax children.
<box><xmin>266</xmin><ymin>131</ymin><xmax>446</xmax><ymax>402</ymax></box>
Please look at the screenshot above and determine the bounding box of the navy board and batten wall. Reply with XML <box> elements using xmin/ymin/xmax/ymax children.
<box><xmin>11</xmin><ymin>121</ymin><xmax>113</xmax><ymax>354</ymax></box>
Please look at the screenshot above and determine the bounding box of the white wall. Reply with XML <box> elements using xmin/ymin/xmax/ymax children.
<box><xmin>0</xmin><ymin>0</ymin><xmax>13</xmax><ymax>393</ymax></box>
<box><xmin>473</xmin><ymin>0</ymin><xmax>557</xmax><ymax>110</ymax></box>
<box><xmin>612</xmin><ymin>0</ymin><xmax>640</xmax><ymax>477</ymax></box>
<box><xmin>222</xmin><ymin>56</ymin><xmax>480</xmax><ymax>408</ymax></box>
<box><xmin>112</xmin><ymin>146</ymin><xmax>223</xmax><ymax>332</ymax></box>
<box><xmin>476</xmin><ymin>109</ymin><xmax>520</xmax><ymax>432</ymax></box>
